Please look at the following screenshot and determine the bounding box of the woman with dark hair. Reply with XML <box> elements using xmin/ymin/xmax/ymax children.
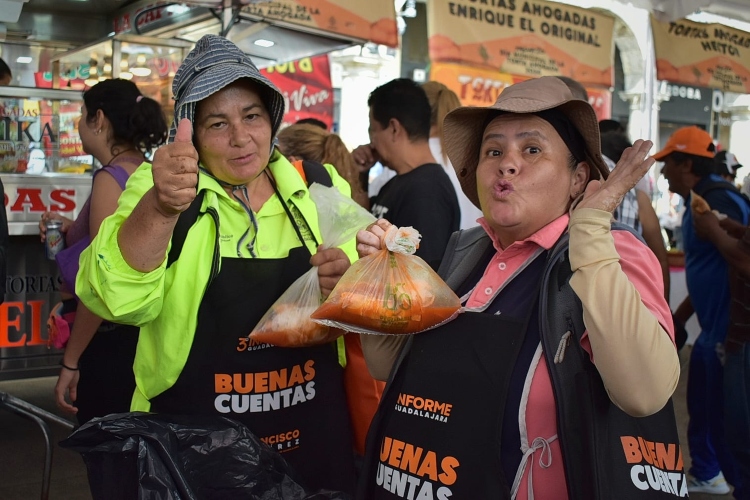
<box><xmin>40</xmin><ymin>78</ymin><xmax>168</xmax><ymax>424</ymax></box>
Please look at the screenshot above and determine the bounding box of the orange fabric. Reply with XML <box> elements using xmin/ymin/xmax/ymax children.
<box><xmin>292</xmin><ymin>159</ymin><xmax>306</xmax><ymax>183</ymax></box>
<box><xmin>343</xmin><ymin>333</ymin><xmax>385</xmax><ymax>455</ymax></box>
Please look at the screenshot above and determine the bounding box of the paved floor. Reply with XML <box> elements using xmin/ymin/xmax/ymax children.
<box><xmin>0</xmin><ymin>346</ymin><xmax>736</xmax><ymax>499</ymax></box>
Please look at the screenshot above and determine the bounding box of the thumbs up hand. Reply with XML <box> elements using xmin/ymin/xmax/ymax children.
<box><xmin>151</xmin><ymin>118</ymin><xmax>200</xmax><ymax>216</ymax></box>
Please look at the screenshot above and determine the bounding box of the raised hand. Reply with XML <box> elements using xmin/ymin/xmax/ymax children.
<box><xmin>356</xmin><ymin>219</ymin><xmax>393</xmax><ymax>258</ymax></box>
<box><xmin>151</xmin><ymin>118</ymin><xmax>199</xmax><ymax>217</ymax></box>
<box><xmin>352</xmin><ymin>144</ymin><xmax>380</xmax><ymax>173</ymax></box>
<box><xmin>575</xmin><ymin>139</ymin><xmax>655</xmax><ymax>214</ymax></box>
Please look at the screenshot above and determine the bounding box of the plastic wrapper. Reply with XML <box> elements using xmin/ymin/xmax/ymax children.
<box><xmin>249</xmin><ymin>183</ymin><xmax>376</xmax><ymax>347</ymax></box>
<box><xmin>311</xmin><ymin>226</ymin><xmax>461</xmax><ymax>335</ymax></box>
<box><xmin>59</xmin><ymin>412</ymin><xmax>350</xmax><ymax>500</ymax></box>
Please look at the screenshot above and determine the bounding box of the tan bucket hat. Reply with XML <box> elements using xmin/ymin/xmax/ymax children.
<box><xmin>443</xmin><ymin>76</ymin><xmax>609</xmax><ymax>208</ymax></box>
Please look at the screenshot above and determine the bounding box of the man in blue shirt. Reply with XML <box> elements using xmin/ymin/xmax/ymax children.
<box><xmin>655</xmin><ymin>126</ymin><xmax>750</xmax><ymax>496</ymax></box>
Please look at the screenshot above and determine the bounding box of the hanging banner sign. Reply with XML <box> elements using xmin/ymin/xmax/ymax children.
<box><xmin>428</xmin><ymin>0</ymin><xmax>615</xmax><ymax>86</ymax></box>
<box><xmin>241</xmin><ymin>0</ymin><xmax>398</xmax><ymax>48</ymax></box>
<box><xmin>651</xmin><ymin>16</ymin><xmax>750</xmax><ymax>93</ymax></box>
<box><xmin>431</xmin><ymin>61</ymin><xmax>612</xmax><ymax>121</ymax></box>
<box><xmin>262</xmin><ymin>54</ymin><xmax>334</xmax><ymax>130</ymax></box>
<box><xmin>430</xmin><ymin>62</ymin><xmax>518</xmax><ymax>107</ymax></box>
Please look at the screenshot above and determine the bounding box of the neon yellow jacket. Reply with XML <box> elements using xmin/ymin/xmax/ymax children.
<box><xmin>77</xmin><ymin>151</ymin><xmax>357</xmax><ymax>411</ymax></box>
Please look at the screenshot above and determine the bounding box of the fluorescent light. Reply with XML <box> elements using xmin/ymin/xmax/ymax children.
<box><xmin>253</xmin><ymin>39</ymin><xmax>275</xmax><ymax>48</ymax></box>
<box><xmin>166</xmin><ymin>4</ymin><xmax>191</xmax><ymax>15</ymax></box>
<box><xmin>130</xmin><ymin>67</ymin><xmax>151</xmax><ymax>77</ymax></box>
<box><xmin>16</xmin><ymin>56</ymin><xmax>32</xmax><ymax>64</ymax></box>
<box><xmin>119</xmin><ymin>71</ymin><xmax>133</xmax><ymax>80</ymax></box>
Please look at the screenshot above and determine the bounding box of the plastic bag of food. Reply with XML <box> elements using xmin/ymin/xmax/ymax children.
<box><xmin>690</xmin><ymin>190</ymin><xmax>727</xmax><ymax>220</ymax></box>
<box><xmin>249</xmin><ymin>183</ymin><xmax>376</xmax><ymax>347</ymax></box>
<box><xmin>690</xmin><ymin>190</ymin><xmax>711</xmax><ymax>215</ymax></box>
<box><xmin>311</xmin><ymin>225</ymin><xmax>461</xmax><ymax>335</ymax></box>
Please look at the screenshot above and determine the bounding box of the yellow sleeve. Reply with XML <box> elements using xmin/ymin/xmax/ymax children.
<box><xmin>76</xmin><ymin>163</ymin><xmax>168</xmax><ymax>325</ymax></box>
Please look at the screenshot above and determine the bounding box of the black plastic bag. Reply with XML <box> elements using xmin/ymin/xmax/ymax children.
<box><xmin>59</xmin><ymin>412</ymin><xmax>351</xmax><ymax>500</ymax></box>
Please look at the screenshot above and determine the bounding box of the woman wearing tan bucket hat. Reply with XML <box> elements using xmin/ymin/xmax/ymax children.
<box><xmin>355</xmin><ymin>77</ymin><xmax>681</xmax><ymax>498</ymax></box>
<box><xmin>75</xmin><ymin>35</ymin><xmax>358</xmax><ymax>493</ymax></box>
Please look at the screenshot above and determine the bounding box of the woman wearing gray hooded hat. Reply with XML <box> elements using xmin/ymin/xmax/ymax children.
<box><xmin>355</xmin><ymin>77</ymin><xmax>681</xmax><ymax>498</ymax></box>
<box><xmin>75</xmin><ymin>35</ymin><xmax>357</xmax><ymax>492</ymax></box>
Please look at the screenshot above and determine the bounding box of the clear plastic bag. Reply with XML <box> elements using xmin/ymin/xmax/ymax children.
<box><xmin>311</xmin><ymin>226</ymin><xmax>461</xmax><ymax>335</ymax></box>
<box><xmin>249</xmin><ymin>183</ymin><xmax>376</xmax><ymax>347</ymax></box>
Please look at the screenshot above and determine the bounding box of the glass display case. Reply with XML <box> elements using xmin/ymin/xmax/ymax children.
<box><xmin>51</xmin><ymin>34</ymin><xmax>193</xmax><ymax>123</ymax></box>
<box><xmin>0</xmin><ymin>86</ymin><xmax>88</xmax><ymax>175</ymax></box>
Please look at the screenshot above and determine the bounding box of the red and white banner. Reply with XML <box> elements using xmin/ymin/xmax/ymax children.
<box><xmin>261</xmin><ymin>55</ymin><xmax>334</xmax><ymax>130</ymax></box>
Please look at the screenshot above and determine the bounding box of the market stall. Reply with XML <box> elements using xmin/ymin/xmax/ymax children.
<box><xmin>0</xmin><ymin>85</ymin><xmax>90</xmax><ymax>380</ymax></box>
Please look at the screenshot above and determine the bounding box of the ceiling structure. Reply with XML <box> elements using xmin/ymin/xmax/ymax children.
<box><xmin>613</xmin><ymin>0</ymin><xmax>750</xmax><ymax>23</ymax></box>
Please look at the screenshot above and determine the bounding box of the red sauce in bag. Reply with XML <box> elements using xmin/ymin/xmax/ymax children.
<box><xmin>311</xmin><ymin>250</ymin><xmax>461</xmax><ymax>335</ymax></box>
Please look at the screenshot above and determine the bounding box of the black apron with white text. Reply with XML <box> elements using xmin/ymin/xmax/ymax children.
<box><xmin>151</xmin><ymin>229</ymin><xmax>355</xmax><ymax>493</ymax></box>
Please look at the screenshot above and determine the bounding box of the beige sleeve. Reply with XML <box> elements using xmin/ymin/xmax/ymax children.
<box><xmin>568</xmin><ymin>208</ymin><xmax>680</xmax><ymax>417</ymax></box>
<box><xmin>360</xmin><ymin>333</ymin><xmax>409</xmax><ymax>381</ymax></box>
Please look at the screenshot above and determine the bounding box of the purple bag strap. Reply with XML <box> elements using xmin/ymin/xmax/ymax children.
<box><xmin>95</xmin><ymin>164</ymin><xmax>130</xmax><ymax>190</ymax></box>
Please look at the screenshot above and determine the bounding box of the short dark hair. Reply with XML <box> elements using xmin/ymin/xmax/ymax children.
<box><xmin>600</xmin><ymin>131</ymin><xmax>632</xmax><ymax>164</ymax></box>
<box><xmin>0</xmin><ymin>58</ymin><xmax>11</xmax><ymax>79</ymax></box>
<box><xmin>295</xmin><ymin>117</ymin><xmax>328</xmax><ymax>130</ymax></box>
<box><xmin>368</xmin><ymin>78</ymin><xmax>431</xmax><ymax>141</ymax></box>
<box><xmin>599</xmin><ymin>119</ymin><xmax>624</xmax><ymax>134</ymax></box>
<box><xmin>669</xmin><ymin>152</ymin><xmax>716</xmax><ymax>177</ymax></box>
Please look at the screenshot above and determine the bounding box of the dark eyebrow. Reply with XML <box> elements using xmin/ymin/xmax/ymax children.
<box><xmin>483</xmin><ymin>130</ymin><xmax>548</xmax><ymax>142</ymax></box>
<box><xmin>199</xmin><ymin>103</ymin><xmax>263</xmax><ymax>122</ymax></box>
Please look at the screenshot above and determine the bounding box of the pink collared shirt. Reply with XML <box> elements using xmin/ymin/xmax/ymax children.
<box><xmin>466</xmin><ymin>214</ymin><xmax>674</xmax><ymax>499</ymax></box>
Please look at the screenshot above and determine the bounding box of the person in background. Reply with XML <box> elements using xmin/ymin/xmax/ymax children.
<box><xmin>277</xmin><ymin>123</ymin><xmax>368</xmax><ymax>208</ymax></box>
<box><xmin>356</xmin><ymin>76</ymin><xmax>678</xmax><ymax>498</ymax></box>
<box><xmin>352</xmin><ymin>78</ymin><xmax>459</xmax><ymax>270</ymax></box>
<box><xmin>715</xmin><ymin>150</ymin><xmax>741</xmax><ymax>185</ymax></box>
<box><xmin>656</xmin><ymin>125</ymin><xmax>750</xmax><ymax>495</ymax></box>
<box><xmin>694</xmin><ymin>207</ymin><xmax>750</xmax><ymax>500</ymax></box>
<box><xmin>295</xmin><ymin>117</ymin><xmax>328</xmax><ymax>130</ymax></box>
<box><xmin>601</xmin><ymin>130</ymin><xmax>671</xmax><ymax>304</ymax></box>
<box><xmin>76</xmin><ymin>35</ymin><xmax>357</xmax><ymax>493</ymax></box>
<box><xmin>421</xmin><ymin>81</ymin><xmax>483</xmax><ymax>229</ymax></box>
<box><xmin>40</xmin><ymin>79</ymin><xmax>168</xmax><ymax>424</ymax></box>
<box><xmin>0</xmin><ymin>58</ymin><xmax>11</xmax><ymax>86</ymax></box>
<box><xmin>598</xmin><ymin>118</ymin><xmax>625</xmax><ymax>135</ymax></box>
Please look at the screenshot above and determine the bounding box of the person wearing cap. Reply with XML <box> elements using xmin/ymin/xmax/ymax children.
<box><xmin>655</xmin><ymin>126</ymin><xmax>750</xmax><ymax>495</ymax></box>
<box><xmin>355</xmin><ymin>76</ymin><xmax>678</xmax><ymax>498</ymax></box>
<box><xmin>76</xmin><ymin>35</ymin><xmax>357</xmax><ymax>492</ymax></box>
<box><xmin>715</xmin><ymin>150</ymin><xmax>742</xmax><ymax>184</ymax></box>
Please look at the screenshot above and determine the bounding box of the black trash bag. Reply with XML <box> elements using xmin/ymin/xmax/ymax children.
<box><xmin>59</xmin><ymin>412</ymin><xmax>351</xmax><ymax>500</ymax></box>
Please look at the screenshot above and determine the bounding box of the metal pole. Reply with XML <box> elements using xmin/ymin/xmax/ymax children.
<box><xmin>0</xmin><ymin>392</ymin><xmax>75</xmax><ymax>500</ymax></box>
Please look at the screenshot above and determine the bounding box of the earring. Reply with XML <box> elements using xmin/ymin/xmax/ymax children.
<box><xmin>96</xmin><ymin>129</ymin><xmax>101</xmax><ymax>135</ymax></box>
<box><xmin>572</xmin><ymin>191</ymin><xmax>580</xmax><ymax>197</ymax></box>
